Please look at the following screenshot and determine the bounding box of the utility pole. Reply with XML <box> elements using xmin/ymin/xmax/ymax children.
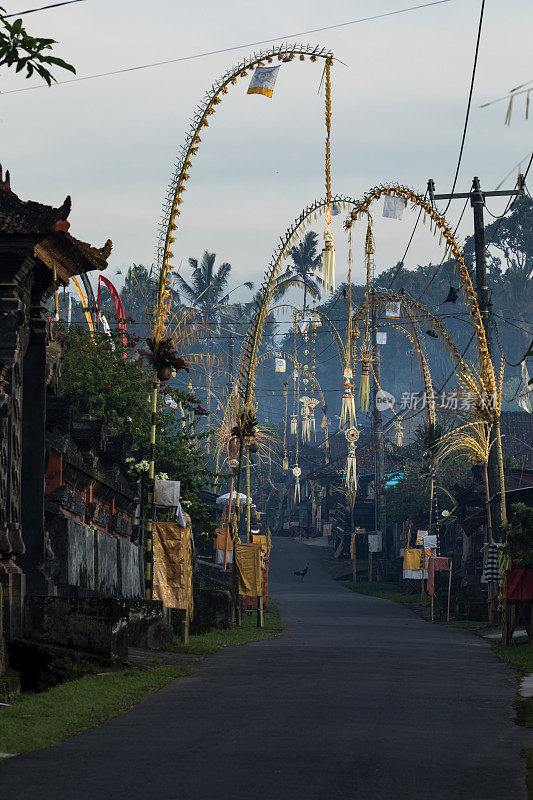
<box><xmin>228</xmin><ymin>333</ymin><xmax>235</xmax><ymax>397</ymax></box>
<box><xmin>371</xmin><ymin>289</ymin><xmax>386</xmax><ymax>557</ymax></box>
<box><xmin>429</xmin><ymin>175</ymin><xmax>523</xmax><ymax>511</ymax></box>
<box><xmin>429</xmin><ymin>175</ymin><xmax>523</xmax><ymax>625</ymax></box>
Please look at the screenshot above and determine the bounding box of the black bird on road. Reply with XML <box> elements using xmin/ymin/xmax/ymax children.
<box><xmin>294</xmin><ymin>563</ymin><xmax>309</xmax><ymax>581</ymax></box>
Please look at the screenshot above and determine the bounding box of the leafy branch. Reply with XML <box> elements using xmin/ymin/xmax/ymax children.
<box><xmin>0</xmin><ymin>8</ymin><xmax>76</xmax><ymax>85</ymax></box>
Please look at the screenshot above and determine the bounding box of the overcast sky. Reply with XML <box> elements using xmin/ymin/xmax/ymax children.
<box><xmin>1</xmin><ymin>0</ymin><xmax>532</xmax><ymax>297</ymax></box>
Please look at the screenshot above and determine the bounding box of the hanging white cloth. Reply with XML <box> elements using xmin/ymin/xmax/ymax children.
<box><xmin>518</xmin><ymin>359</ymin><xmax>532</xmax><ymax>413</ymax></box>
<box><xmin>155</xmin><ymin>480</ymin><xmax>181</xmax><ymax>507</ymax></box>
<box><xmin>247</xmin><ymin>65</ymin><xmax>281</xmax><ymax>98</ymax></box>
<box><xmin>383</xmin><ymin>195</ymin><xmax>406</xmax><ymax>220</ymax></box>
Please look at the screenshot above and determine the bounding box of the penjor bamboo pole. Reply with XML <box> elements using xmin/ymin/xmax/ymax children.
<box><xmin>484</xmin><ymin>461</ymin><xmax>495</xmax><ymax>626</ymax></box>
<box><xmin>145</xmin><ymin>377</ymin><xmax>158</xmax><ymax>599</ymax></box>
<box><xmin>224</xmin><ymin>471</ymin><xmax>234</xmax><ymax>571</ymax></box>
<box><xmin>246</xmin><ymin>448</ymin><xmax>251</xmax><ymax>543</ymax></box>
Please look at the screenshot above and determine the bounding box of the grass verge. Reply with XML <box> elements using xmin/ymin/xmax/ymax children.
<box><xmin>342</xmin><ymin>580</ymin><xmax>430</xmax><ymax>607</ymax></box>
<box><xmin>0</xmin><ymin>604</ymin><xmax>284</xmax><ymax>757</ymax></box>
<box><xmin>492</xmin><ymin>643</ymin><xmax>533</xmax><ymax>798</ymax></box>
<box><xmin>342</xmin><ymin>581</ymin><xmax>488</xmax><ymax>630</ymax></box>
<box><xmin>0</xmin><ymin>664</ymin><xmax>190</xmax><ymax>756</ymax></box>
<box><xmin>493</xmin><ymin>643</ymin><xmax>533</xmax><ymax>674</ymax></box>
<box><xmin>167</xmin><ymin>604</ymin><xmax>284</xmax><ymax>656</ymax></box>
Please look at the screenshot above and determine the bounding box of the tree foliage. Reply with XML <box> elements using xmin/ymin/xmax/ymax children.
<box><xmin>58</xmin><ymin>325</ymin><xmax>214</xmax><ymax>531</ymax></box>
<box><xmin>0</xmin><ymin>8</ymin><xmax>75</xmax><ymax>85</ymax></box>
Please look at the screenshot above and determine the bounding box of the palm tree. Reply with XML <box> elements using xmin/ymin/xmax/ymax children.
<box><xmin>175</xmin><ymin>251</ymin><xmax>252</xmax><ymax>323</ymax></box>
<box><xmin>274</xmin><ymin>231</ymin><xmax>322</xmax><ymax>308</ymax></box>
<box><xmin>120</xmin><ymin>264</ymin><xmax>155</xmax><ymax>328</ymax></box>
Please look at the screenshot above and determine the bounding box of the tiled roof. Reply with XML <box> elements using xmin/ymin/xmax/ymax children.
<box><xmin>0</xmin><ymin>166</ymin><xmax>112</xmax><ymax>276</ymax></box>
<box><xmin>0</xmin><ymin>165</ymin><xmax>71</xmax><ymax>235</ymax></box>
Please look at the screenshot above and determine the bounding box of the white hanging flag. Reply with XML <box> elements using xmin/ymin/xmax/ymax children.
<box><xmin>298</xmin><ymin>317</ymin><xmax>310</xmax><ymax>334</ymax></box>
<box><xmin>385</xmin><ymin>301</ymin><xmax>401</xmax><ymax>318</ymax></box>
<box><xmin>275</xmin><ymin>357</ymin><xmax>286</xmax><ymax>373</ymax></box>
<box><xmin>376</xmin><ymin>331</ymin><xmax>387</xmax><ymax>345</ymax></box>
<box><xmin>383</xmin><ymin>195</ymin><xmax>406</xmax><ymax>220</ymax></box>
<box><xmin>518</xmin><ymin>359</ymin><xmax>533</xmax><ymax>413</ymax></box>
<box><xmin>247</xmin><ymin>65</ymin><xmax>281</xmax><ymax>98</ymax></box>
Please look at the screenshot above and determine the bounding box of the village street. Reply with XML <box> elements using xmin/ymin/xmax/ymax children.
<box><xmin>1</xmin><ymin>537</ymin><xmax>528</xmax><ymax>799</ymax></box>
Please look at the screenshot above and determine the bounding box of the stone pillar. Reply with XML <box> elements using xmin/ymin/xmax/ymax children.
<box><xmin>19</xmin><ymin>304</ymin><xmax>50</xmax><ymax>595</ymax></box>
<box><xmin>0</xmin><ymin>250</ymin><xmax>32</xmax><ymax>638</ymax></box>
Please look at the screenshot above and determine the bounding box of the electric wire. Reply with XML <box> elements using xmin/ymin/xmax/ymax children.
<box><xmin>0</xmin><ymin>0</ymin><xmax>452</xmax><ymax>94</ymax></box>
<box><xmin>442</xmin><ymin>0</ymin><xmax>485</xmax><ymax>216</ymax></box>
<box><xmin>2</xmin><ymin>0</ymin><xmax>85</xmax><ymax>16</ymax></box>
<box><xmin>414</xmin><ymin>198</ymin><xmax>469</xmax><ymax>302</ymax></box>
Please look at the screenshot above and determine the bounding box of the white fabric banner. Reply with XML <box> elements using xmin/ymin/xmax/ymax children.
<box><xmin>155</xmin><ymin>480</ymin><xmax>181</xmax><ymax>507</ymax></box>
<box><xmin>385</xmin><ymin>301</ymin><xmax>401</xmax><ymax>318</ymax></box>
<box><xmin>403</xmin><ymin>569</ymin><xmax>428</xmax><ymax>579</ymax></box>
<box><xmin>247</xmin><ymin>65</ymin><xmax>281</xmax><ymax>98</ymax></box>
<box><xmin>376</xmin><ymin>331</ymin><xmax>387</xmax><ymax>345</ymax></box>
<box><xmin>383</xmin><ymin>195</ymin><xmax>406</xmax><ymax>220</ymax></box>
<box><xmin>275</xmin><ymin>357</ymin><xmax>286</xmax><ymax>373</ymax></box>
<box><xmin>518</xmin><ymin>359</ymin><xmax>532</xmax><ymax>413</ymax></box>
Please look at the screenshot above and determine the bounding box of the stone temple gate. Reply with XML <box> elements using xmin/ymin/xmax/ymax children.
<box><xmin>0</xmin><ymin>166</ymin><xmax>111</xmax><ymax>646</ymax></box>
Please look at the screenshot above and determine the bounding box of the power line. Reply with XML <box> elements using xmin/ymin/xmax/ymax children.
<box><xmin>2</xmin><ymin>0</ymin><xmax>85</xmax><ymax>16</ymax></box>
<box><xmin>480</xmin><ymin>80</ymin><xmax>533</xmax><ymax>110</ymax></box>
<box><xmin>0</xmin><ymin>0</ymin><xmax>452</xmax><ymax>94</ymax></box>
<box><xmin>389</xmin><ymin>0</ymin><xmax>486</xmax><ymax>293</ymax></box>
<box><xmin>442</xmin><ymin>0</ymin><xmax>485</xmax><ymax>215</ymax></box>
<box><xmin>415</xmin><ymin>197</ymin><xmax>469</xmax><ymax>302</ymax></box>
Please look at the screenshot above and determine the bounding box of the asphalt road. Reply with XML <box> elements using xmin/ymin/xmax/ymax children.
<box><xmin>1</xmin><ymin>537</ymin><xmax>529</xmax><ymax>799</ymax></box>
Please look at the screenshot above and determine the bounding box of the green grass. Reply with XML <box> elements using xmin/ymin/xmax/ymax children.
<box><xmin>0</xmin><ymin>664</ymin><xmax>190</xmax><ymax>755</ymax></box>
<box><xmin>342</xmin><ymin>580</ymin><xmax>430</xmax><ymax>607</ymax></box>
<box><xmin>0</xmin><ymin>605</ymin><xmax>284</xmax><ymax>757</ymax></box>
<box><xmin>491</xmin><ymin>643</ymin><xmax>533</xmax><ymax>798</ymax></box>
<box><xmin>167</xmin><ymin>605</ymin><xmax>284</xmax><ymax>656</ymax></box>
<box><xmin>493</xmin><ymin>643</ymin><xmax>533</xmax><ymax>674</ymax></box>
<box><xmin>439</xmin><ymin>620</ymin><xmax>487</xmax><ymax>630</ymax></box>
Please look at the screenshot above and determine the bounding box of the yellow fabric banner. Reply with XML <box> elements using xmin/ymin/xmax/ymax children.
<box><xmin>235</xmin><ymin>542</ymin><xmax>262</xmax><ymax>596</ymax></box>
<box><xmin>252</xmin><ymin>534</ymin><xmax>268</xmax><ymax>552</ymax></box>
<box><xmin>213</xmin><ymin>526</ymin><xmax>233</xmax><ymax>551</ymax></box>
<box><xmin>153</xmin><ymin>522</ymin><xmax>194</xmax><ymax>615</ymax></box>
<box><xmin>403</xmin><ymin>548</ymin><xmax>423</xmax><ymax>571</ymax></box>
<box><xmin>403</xmin><ymin>548</ymin><xmax>431</xmax><ymax>570</ymax></box>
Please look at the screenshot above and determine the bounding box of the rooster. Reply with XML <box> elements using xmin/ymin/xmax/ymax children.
<box><xmin>294</xmin><ymin>563</ymin><xmax>309</xmax><ymax>581</ymax></box>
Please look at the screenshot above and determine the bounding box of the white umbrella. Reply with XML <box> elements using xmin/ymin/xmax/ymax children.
<box><xmin>216</xmin><ymin>491</ymin><xmax>248</xmax><ymax>507</ymax></box>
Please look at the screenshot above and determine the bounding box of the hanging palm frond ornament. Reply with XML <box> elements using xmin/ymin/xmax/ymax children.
<box><xmin>358</xmin><ymin>343</ymin><xmax>373</xmax><ymax>412</ymax></box>
<box><xmin>145</xmin><ymin>337</ymin><xmax>189</xmax><ymax>382</ymax></box>
<box><xmin>308</xmin><ymin>397</ymin><xmax>319</xmax><ymax>440</ymax></box>
<box><xmin>321</xmin><ymin>59</ymin><xmax>335</xmax><ymax>293</ymax></box>
<box><xmin>322</xmin><ymin>219</ymin><xmax>336</xmax><ymax>293</ymax></box>
<box><xmin>394</xmin><ymin>419</ymin><xmax>404</xmax><ymax>446</ymax></box>
<box><xmin>344</xmin><ymin>426</ymin><xmax>359</xmax><ymax>492</ymax></box>
<box><xmin>339</xmin><ymin>368</ymin><xmax>357</xmax><ymax>429</ymax></box>
<box><xmin>293</xmin><ymin>465</ymin><xmax>301</xmax><ymax>503</ymax></box>
<box><xmin>300</xmin><ymin>396</ymin><xmax>312</xmax><ymax>443</ymax></box>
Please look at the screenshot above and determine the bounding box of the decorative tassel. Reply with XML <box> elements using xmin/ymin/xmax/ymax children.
<box><xmin>294</xmin><ymin>478</ymin><xmax>301</xmax><ymax>504</ymax></box>
<box><xmin>344</xmin><ymin>444</ymin><xmax>357</xmax><ymax>492</ymax></box>
<box><xmin>394</xmin><ymin>419</ymin><xmax>404</xmax><ymax>446</ymax></box>
<box><xmin>339</xmin><ymin>379</ymin><xmax>356</xmax><ymax>429</ymax></box>
<box><xmin>321</xmin><ymin>411</ymin><xmax>327</xmax><ymax>429</ymax></box>
<box><xmin>283</xmin><ymin>456</ymin><xmax>289</xmax><ymax>471</ymax></box>
<box><xmin>358</xmin><ymin>345</ymin><xmax>373</xmax><ymax>413</ymax></box>
<box><xmin>504</xmin><ymin>94</ymin><xmax>514</xmax><ymax>126</ymax></box>
<box><xmin>290</xmin><ymin>415</ymin><xmax>298</xmax><ymax>435</ymax></box>
<box><xmin>301</xmin><ymin>408</ymin><xmax>311</xmax><ymax>443</ymax></box>
<box><xmin>322</xmin><ymin>226</ymin><xmax>335</xmax><ymax>293</ymax></box>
